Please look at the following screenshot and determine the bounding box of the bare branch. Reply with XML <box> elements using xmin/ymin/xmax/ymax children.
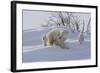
<box><xmin>71</xmin><ymin>16</ymin><xmax>80</xmax><ymax>32</ymax></box>
<box><xmin>81</xmin><ymin>19</ymin><xmax>85</xmax><ymax>33</ymax></box>
<box><xmin>86</xmin><ymin>18</ymin><xmax>91</xmax><ymax>33</ymax></box>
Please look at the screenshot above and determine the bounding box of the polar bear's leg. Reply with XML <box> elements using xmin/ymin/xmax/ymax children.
<box><xmin>55</xmin><ymin>39</ymin><xmax>65</xmax><ymax>48</ymax></box>
<box><xmin>48</xmin><ymin>38</ymin><xmax>54</xmax><ymax>46</ymax></box>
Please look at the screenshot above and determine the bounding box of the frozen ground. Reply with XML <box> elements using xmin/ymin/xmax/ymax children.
<box><xmin>22</xmin><ymin>27</ymin><xmax>91</xmax><ymax>63</ymax></box>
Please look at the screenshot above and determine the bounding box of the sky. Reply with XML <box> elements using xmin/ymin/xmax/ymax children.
<box><xmin>23</xmin><ymin>10</ymin><xmax>91</xmax><ymax>31</ymax></box>
<box><xmin>23</xmin><ymin>10</ymin><xmax>51</xmax><ymax>30</ymax></box>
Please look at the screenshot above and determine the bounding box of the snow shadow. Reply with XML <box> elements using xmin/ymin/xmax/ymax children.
<box><xmin>22</xmin><ymin>40</ymin><xmax>91</xmax><ymax>63</ymax></box>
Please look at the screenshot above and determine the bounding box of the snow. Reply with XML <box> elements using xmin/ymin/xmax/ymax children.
<box><xmin>22</xmin><ymin>27</ymin><xmax>91</xmax><ymax>63</ymax></box>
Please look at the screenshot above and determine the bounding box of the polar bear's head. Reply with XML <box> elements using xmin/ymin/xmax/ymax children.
<box><xmin>59</xmin><ymin>29</ymin><xmax>68</xmax><ymax>41</ymax></box>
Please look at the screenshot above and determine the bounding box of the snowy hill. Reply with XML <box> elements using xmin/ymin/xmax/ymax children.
<box><xmin>22</xmin><ymin>27</ymin><xmax>91</xmax><ymax>63</ymax></box>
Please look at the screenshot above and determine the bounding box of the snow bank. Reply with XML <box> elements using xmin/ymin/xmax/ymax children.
<box><xmin>22</xmin><ymin>27</ymin><xmax>91</xmax><ymax>63</ymax></box>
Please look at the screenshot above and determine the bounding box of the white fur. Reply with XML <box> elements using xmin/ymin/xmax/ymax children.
<box><xmin>42</xmin><ymin>28</ymin><xmax>68</xmax><ymax>48</ymax></box>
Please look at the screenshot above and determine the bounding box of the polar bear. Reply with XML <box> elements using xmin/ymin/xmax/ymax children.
<box><xmin>42</xmin><ymin>28</ymin><xmax>68</xmax><ymax>48</ymax></box>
